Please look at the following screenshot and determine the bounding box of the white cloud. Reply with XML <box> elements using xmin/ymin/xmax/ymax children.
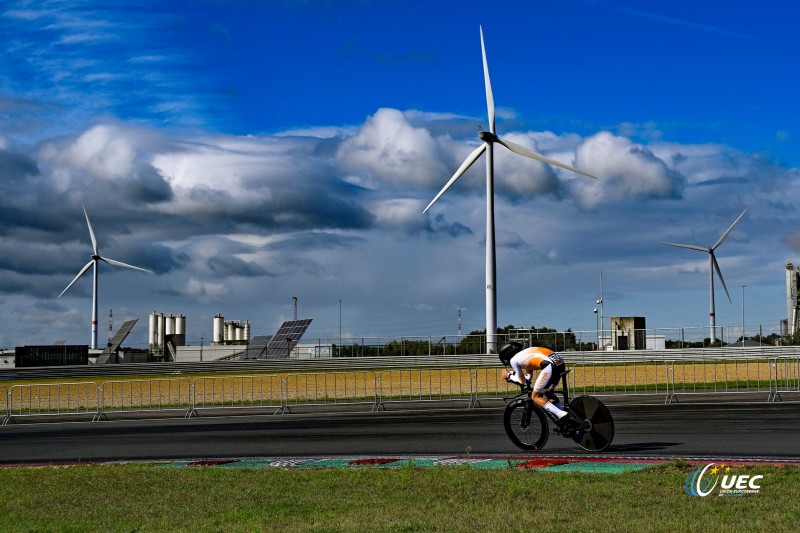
<box><xmin>571</xmin><ymin>131</ymin><xmax>684</xmax><ymax>209</ymax></box>
<box><xmin>2</xmin><ymin>108</ymin><xmax>800</xmax><ymax>344</ymax></box>
<box><xmin>336</xmin><ymin>108</ymin><xmax>449</xmax><ymax>188</ymax></box>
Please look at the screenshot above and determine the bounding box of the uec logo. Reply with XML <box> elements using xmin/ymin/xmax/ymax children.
<box><xmin>685</xmin><ymin>463</ymin><xmax>763</xmax><ymax>497</ymax></box>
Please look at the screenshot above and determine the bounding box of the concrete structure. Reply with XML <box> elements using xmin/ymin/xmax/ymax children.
<box><xmin>610</xmin><ymin>317</ymin><xmax>646</xmax><ymax>350</ymax></box>
<box><xmin>786</xmin><ymin>262</ymin><xmax>800</xmax><ymax>336</ymax></box>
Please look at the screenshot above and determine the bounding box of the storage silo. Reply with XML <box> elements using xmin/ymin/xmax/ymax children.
<box><xmin>165</xmin><ymin>314</ymin><xmax>176</xmax><ymax>336</ymax></box>
<box><xmin>213</xmin><ymin>314</ymin><xmax>224</xmax><ymax>344</ymax></box>
<box><xmin>176</xmin><ymin>314</ymin><xmax>186</xmax><ymax>336</ymax></box>
<box><xmin>157</xmin><ymin>313</ymin><xmax>166</xmax><ymax>347</ymax></box>
<box><xmin>148</xmin><ymin>312</ymin><xmax>158</xmax><ymax>347</ymax></box>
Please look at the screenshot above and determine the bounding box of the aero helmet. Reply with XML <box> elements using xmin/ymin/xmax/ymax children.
<box><xmin>498</xmin><ymin>341</ymin><xmax>524</xmax><ymax>366</ymax></box>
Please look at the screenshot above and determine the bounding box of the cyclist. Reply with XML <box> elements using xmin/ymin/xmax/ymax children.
<box><xmin>499</xmin><ymin>341</ymin><xmax>577</xmax><ymax>428</ymax></box>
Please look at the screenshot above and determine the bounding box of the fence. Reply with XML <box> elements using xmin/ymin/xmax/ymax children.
<box><xmin>770</xmin><ymin>357</ymin><xmax>800</xmax><ymax>402</ymax></box>
<box><xmin>99</xmin><ymin>378</ymin><xmax>193</xmax><ymax>420</ymax></box>
<box><xmin>2</xmin><ymin>356</ymin><xmax>799</xmax><ymax>424</ymax></box>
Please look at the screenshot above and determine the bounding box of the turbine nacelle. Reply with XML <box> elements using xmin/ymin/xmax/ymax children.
<box><xmin>477</xmin><ymin>131</ymin><xmax>499</xmax><ymax>143</ymax></box>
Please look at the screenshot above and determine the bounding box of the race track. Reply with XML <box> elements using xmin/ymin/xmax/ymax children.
<box><xmin>1</xmin><ymin>400</ymin><xmax>798</xmax><ymax>464</ymax></box>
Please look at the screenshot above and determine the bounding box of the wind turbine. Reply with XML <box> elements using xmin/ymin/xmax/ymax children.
<box><xmin>659</xmin><ymin>209</ymin><xmax>747</xmax><ymax>345</ymax></box>
<box><xmin>58</xmin><ymin>205</ymin><xmax>152</xmax><ymax>350</ymax></box>
<box><xmin>423</xmin><ymin>26</ymin><xmax>597</xmax><ymax>352</ymax></box>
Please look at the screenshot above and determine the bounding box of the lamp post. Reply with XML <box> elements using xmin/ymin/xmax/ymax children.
<box><xmin>594</xmin><ymin>307</ymin><xmax>599</xmax><ymax>350</ymax></box>
<box><xmin>597</xmin><ymin>271</ymin><xmax>605</xmax><ymax>349</ymax></box>
<box><xmin>339</xmin><ymin>299</ymin><xmax>342</xmax><ymax>358</ymax></box>
<box><xmin>200</xmin><ymin>337</ymin><xmax>203</xmax><ymax>362</ymax></box>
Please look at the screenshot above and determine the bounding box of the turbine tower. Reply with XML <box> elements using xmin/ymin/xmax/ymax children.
<box><xmin>58</xmin><ymin>205</ymin><xmax>152</xmax><ymax>350</ymax></box>
<box><xmin>660</xmin><ymin>209</ymin><xmax>747</xmax><ymax>345</ymax></box>
<box><xmin>423</xmin><ymin>26</ymin><xmax>597</xmax><ymax>352</ymax></box>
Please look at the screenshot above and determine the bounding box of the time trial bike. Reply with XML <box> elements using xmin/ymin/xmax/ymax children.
<box><xmin>503</xmin><ymin>369</ymin><xmax>614</xmax><ymax>452</ymax></box>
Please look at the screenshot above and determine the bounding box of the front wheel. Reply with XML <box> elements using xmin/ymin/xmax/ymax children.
<box><xmin>569</xmin><ymin>395</ymin><xmax>614</xmax><ymax>452</ymax></box>
<box><xmin>503</xmin><ymin>399</ymin><xmax>548</xmax><ymax>451</ymax></box>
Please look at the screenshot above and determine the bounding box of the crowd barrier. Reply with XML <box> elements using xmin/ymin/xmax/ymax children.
<box><xmin>2</xmin><ymin>356</ymin><xmax>798</xmax><ymax>425</ymax></box>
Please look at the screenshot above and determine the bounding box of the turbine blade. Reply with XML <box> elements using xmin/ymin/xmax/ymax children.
<box><xmin>82</xmin><ymin>205</ymin><xmax>98</xmax><ymax>256</ymax></box>
<box><xmin>712</xmin><ymin>209</ymin><xmax>747</xmax><ymax>250</ymax></box>
<box><xmin>423</xmin><ymin>143</ymin><xmax>487</xmax><ymax>213</ymax></box>
<box><xmin>711</xmin><ymin>252</ymin><xmax>732</xmax><ymax>303</ymax></box>
<box><xmin>659</xmin><ymin>242</ymin><xmax>709</xmax><ymax>253</ymax></box>
<box><xmin>100</xmin><ymin>256</ymin><xmax>153</xmax><ymax>273</ymax></box>
<box><xmin>58</xmin><ymin>260</ymin><xmax>94</xmax><ymax>298</ymax></box>
<box><xmin>480</xmin><ymin>26</ymin><xmax>495</xmax><ymax>134</ymax></box>
<box><xmin>495</xmin><ymin>136</ymin><xmax>597</xmax><ymax>179</ymax></box>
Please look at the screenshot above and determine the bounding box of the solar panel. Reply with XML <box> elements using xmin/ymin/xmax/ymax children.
<box><xmin>240</xmin><ymin>335</ymin><xmax>272</xmax><ymax>360</ymax></box>
<box><xmin>97</xmin><ymin>319</ymin><xmax>138</xmax><ymax>364</ymax></box>
<box><xmin>264</xmin><ymin>319</ymin><xmax>313</xmax><ymax>359</ymax></box>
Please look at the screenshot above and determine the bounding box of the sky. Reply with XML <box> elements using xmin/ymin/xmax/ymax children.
<box><xmin>1</xmin><ymin>0</ymin><xmax>799</xmax><ymax>349</ymax></box>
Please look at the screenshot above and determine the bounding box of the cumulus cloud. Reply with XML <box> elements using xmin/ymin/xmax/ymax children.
<box><xmin>1</xmin><ymin>106</ymin><xmax>799</xmax><ymax>344</ymax></box>
<box><xmin>336</xmin><ymin>108</ymin><xmax>449</xmax><ymax>189</ymax></box>
<box><xmin>38</xmin><ymin>123</ymin><xmax>173</xmax><ymax>203</ymax></box>
<box><xmin>570</xmin><ymin>131</ymin><xmax>685</xmax><ymax>209</ymax></box>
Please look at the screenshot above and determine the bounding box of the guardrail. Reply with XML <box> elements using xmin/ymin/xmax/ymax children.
<box><xmin>2</xmin><ymin>356</ymin><xmax>798</xmax><ymax>425</ymax></box>
<box><xmin>5</xmin><ymin>345</ymin><xmax>800</xmax><ymax>381</ymax></box>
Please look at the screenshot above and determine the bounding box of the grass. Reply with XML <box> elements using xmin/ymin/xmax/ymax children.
<box><xmin>0</xmin><ymin>462</ymin><xmax>798</xmax><ymax>531</ymax></box>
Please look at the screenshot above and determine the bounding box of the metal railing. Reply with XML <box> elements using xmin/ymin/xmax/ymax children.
<box><xmin>770</xmin><ymin>357</ymin><xmax>800</xmax><ymax>402</ymax></box>
<box><xmin>192</xmin><ymin>374</ymin><xmax>283</xmax><ymax>415</ymax></box>
<box><xmin>99</xmin><ymin>378</ymin><xmax>193</xmax><ymax>420</ymax></box>
<box><xmin>3</xmin><ymin>381</ymin><xmax>100</xmax><ymax>424</ymax></box>
<box><xmin>2</xmin><ymin>355</ymin><xmax>799</xmax><ymax>425</ymax></box>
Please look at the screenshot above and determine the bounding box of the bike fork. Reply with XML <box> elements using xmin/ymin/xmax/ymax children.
<box><xmin>521</xmin><ymin>400</ymin><xmax>533</xmax><ymax>429</ymax></box>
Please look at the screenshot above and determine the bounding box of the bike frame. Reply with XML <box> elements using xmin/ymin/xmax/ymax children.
<box><xmin>506</xmin><ymin>369</ymin><xmax>573</xmax><ymax>427</ymax></box>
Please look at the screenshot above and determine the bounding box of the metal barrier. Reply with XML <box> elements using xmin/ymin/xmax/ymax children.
<box><xmin>472</xmin><ymin>367</ymin><xmax>515</xmax><ymax>403</ymax></box>
<box><xmin>567</xmin><ymin>361</ymin><xmax>672</xmax><ymax>403</ymax></box>
<box><xmin>770</xmin><ymin>357</ymin><xmax>800</xmax><ymax>402</ymax></box>
<box><xmin>3</xmin><ymin>381</ymin><xmax>100</xmax><ymax>424</ymax></box>
<box><xmin>283</xmin><ymin>371</ymin><xmax>379</xmax><ymax>413</ymax></box>
<box><xmin>192</xmin><ymin>374</ymin><xmax>283</xmax><ymax>416</ymax></box>
<box><xmin>668</xmin><ymin>358</ymin><xmax>773</xmax><ymax>403</ymax></box>
<box><xmin>3</xmin><ymin>358</ymin><xmax>799</xmax><ymax>426</ymax></box>
<box><xmin>377</xmin><ymin>368</ymin><xmax>475</xmax><ymax>408</ymax></box>
<box><xmin>98</xmin><ymin>378</ymin><xmax>193</xmax><ymax>420</ymax></box>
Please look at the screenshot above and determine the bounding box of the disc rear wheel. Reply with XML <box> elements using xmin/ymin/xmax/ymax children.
<box><xmin>503</xmin><ymin>399</ymin><xmax>548</xmax><ymax>451</ymax></box>
<box><xmin>569</xmin><ymin>395</ymin><xmax>614</xmax><ymax>452</ymax></box>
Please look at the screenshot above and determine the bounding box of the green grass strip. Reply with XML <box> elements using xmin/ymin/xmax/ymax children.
<box><xmin>1</xmin><ymin>462</ymin><xmax>799</xmax><ymax>532</ymax></box>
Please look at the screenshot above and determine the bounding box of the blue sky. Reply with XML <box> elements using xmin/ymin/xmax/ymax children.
<box><xmin>1</xmin><ymin>0</ymin><xmax>799</xmax><ymax>348</ymax></box>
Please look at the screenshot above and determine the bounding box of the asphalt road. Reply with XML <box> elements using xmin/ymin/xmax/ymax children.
<box><xmin>1</xmin><ymin>400</ymin><xmax>799</xmax><ymax>464</ymax></box>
